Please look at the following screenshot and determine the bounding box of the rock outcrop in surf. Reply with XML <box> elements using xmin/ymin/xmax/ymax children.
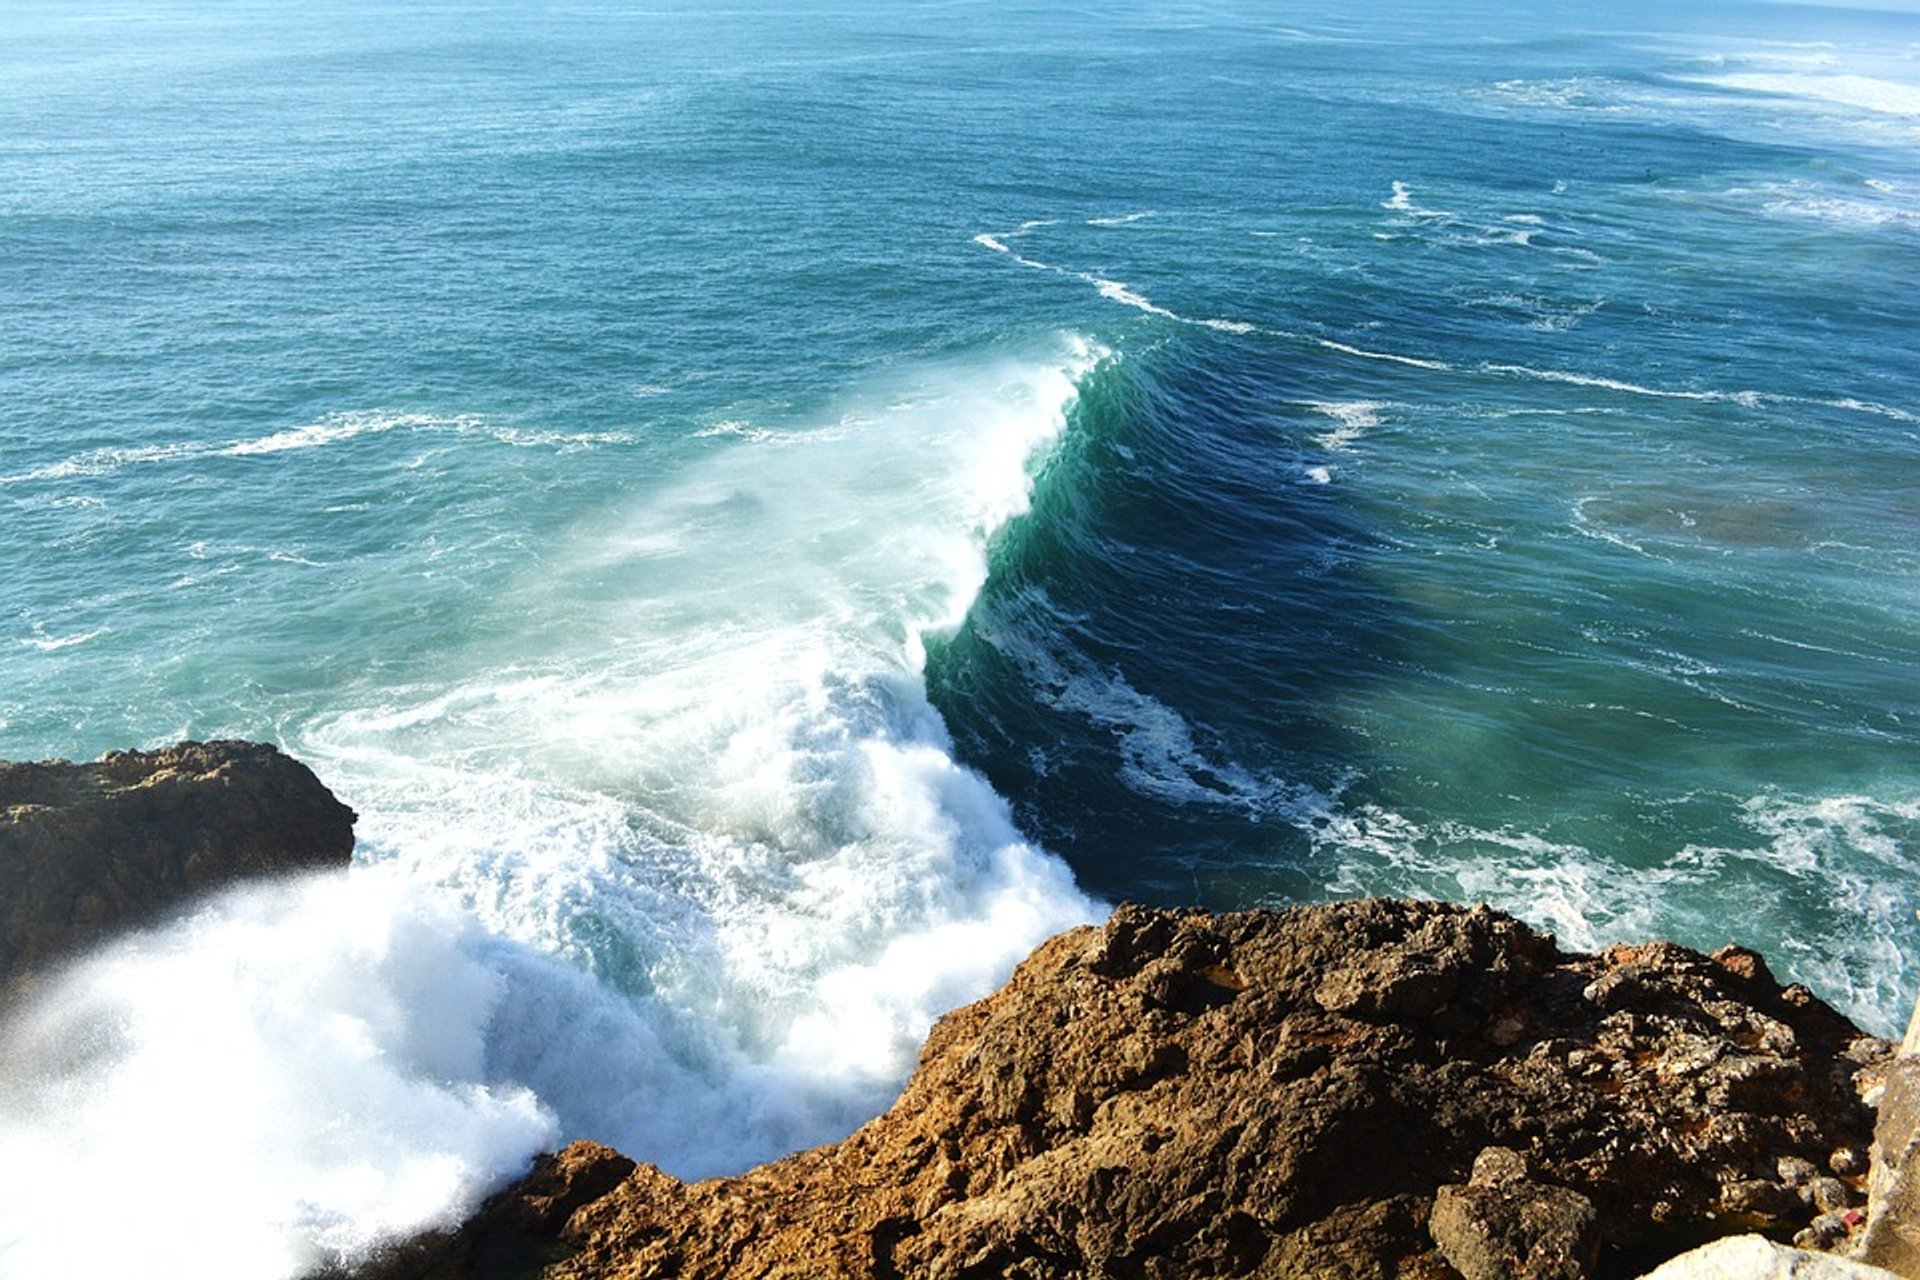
<box><xmin>358</xmin><ymin>899</ymin><xmax>1890</xmax><ymax>1280</ymax></box>
<box><xmin>0</xmin><ymin>739</ymin><xmax>355</xmax><ymax>993</ymax></box>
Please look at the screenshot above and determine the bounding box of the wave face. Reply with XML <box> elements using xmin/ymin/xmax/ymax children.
<box><xmin>2</xmin><ymin>0</ymin><xmax>1919</xmax><ymax>1275</ymax></box>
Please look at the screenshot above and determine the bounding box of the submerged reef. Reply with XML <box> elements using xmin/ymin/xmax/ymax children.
<box><xmin>361</xmin><ymin>899</ymin><xmax>1895</xmax><ymax>1280</ymax></box>
<box><xmin>0</xmin><ymin>739</ymin><xmax>355</xmax><ymax>995</ymax></box>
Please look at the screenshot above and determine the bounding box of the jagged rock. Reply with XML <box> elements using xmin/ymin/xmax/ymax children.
<box><xmin>1430</xmin><ymin>1177</ymin><xmax>1599</xmax><ymax>1280</ymax></box>
<box><xmin>0</xmin><ymin>740</ymin><xmax>355</xmax><ymax>991</ymax></box>
<box><xmin>1634</xmin><ymin>1234</ymin><xmax>1903</xmax><ymax>1279</ymax></box>
<box><xmin>359</xmin><ymin>900</ymin><xmax>1888</xmax><ymax>1280</ymax></box>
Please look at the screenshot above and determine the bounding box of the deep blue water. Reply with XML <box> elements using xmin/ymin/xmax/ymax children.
<box><xmin>2</xmin><ymin>2</ymin><xmax>1917</xmax><ymax>1275</ymax></box>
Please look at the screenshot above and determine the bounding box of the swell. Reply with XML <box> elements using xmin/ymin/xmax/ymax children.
<box><xmin>925</xmin><ymin>336</ymin><xmax>1920</xmax><ymax>1039</ymax></box>
<box><xmin>972</xmin><ymin>216</ymin><xmax>1919</xmax><ymax>423</ymax></box>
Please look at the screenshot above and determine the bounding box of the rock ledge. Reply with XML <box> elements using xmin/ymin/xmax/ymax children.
<box><xmin>0</xmin><ymin>739</ymin><xmax>356</xmax><ymax>990</ymax></box>
<box><xmin>362</xmin><ymin>899</ymin><xmax>1890</xmax><ymax>1280</ymax></box>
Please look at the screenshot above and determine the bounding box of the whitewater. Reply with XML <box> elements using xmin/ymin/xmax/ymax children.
<box><xmin>0</xmin><ymin>342</ymin><xmax>1106</xmax><ymax>1277</ymax></box>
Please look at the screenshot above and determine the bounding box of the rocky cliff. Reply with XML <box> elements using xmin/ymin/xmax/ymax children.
<box><xmin>360</xmin><ymin>899</ymin><xmax>1891</xmax><ymax>1280</ymax></box>
<box><xmin>0</xmin><ymin>739</ymin><xmax>356</xmax><ymax>991</ymax></box>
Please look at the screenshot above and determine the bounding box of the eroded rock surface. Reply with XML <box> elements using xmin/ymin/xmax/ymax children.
<box><xmin>1635</xmin><ymin>1234</ymin><xmax>1904</xmax><ymax>1280</ymax></box>
<box><xmin>0</xmin><ymin>739</ymin><xmax>356</xmax><ymax>989</ymax></box>
<box><xmin>363</xmin><ymin>900</ymin><xmax>1889</xmax><ymax>1280</ymax></box>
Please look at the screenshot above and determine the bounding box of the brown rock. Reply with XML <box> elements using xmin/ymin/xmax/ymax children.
<box><xmin>1780</xmin><ymin>1156</ymin><xmax>1821</xmax><ymax>1187</ymax></box>
<box><xmin>1805</xmin><ymin>1176</ymin><xmax>1855</xmax><ymax>1214</ymax></box>
<box><xmin>1430</xmin><ymin>1178</ymin><xmax>1599</xmax><ymax>1280</ymax></box>
<box><xmin>1472</xmin><ymin>1147</ymin><xmax>1532</xmax><ymax>1189</ymax></box>
<box><xmin>0</xmin><ymin>740</ymin><xmax>356</xmax><ymax>992</ymax></box>
<box><xmin>1719</xmin><ymin>1178</ymin><xmax>1802</xmax><ymax>1221</ymax></box>
<box><xmin>357</xmin><ymin>900</ymin><xmax>1884</xmax><ymax>1280</ymax></box>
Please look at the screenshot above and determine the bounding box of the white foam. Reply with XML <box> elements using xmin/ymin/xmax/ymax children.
<box><xmin>1305</xmin><ymin>400</ymin><xmax>1388</xmax><ymax>451</ymax></box>
<box><xmin>1091</xmin><ymin>276</ymin><xmax>1185</xmax><ymax>321</ymax></box>
<box><xmin>1382</xmin><ymin>180</ymin><xmax>1464</xmax><ymax>222</ymax></box>
<box><xmin>1717</xmin><ymin>793</ymin><xmax>1920</xmax><ymax>1027</ymax></box>
<box><xmin>1482</xmin><ymin>362</ymin><xmax>1744</xmax><ymax>403</ymax></box>
<box><xmin>1770</xmin><ymin>191</ymin><xmax>1919</xmax><ymax>231</ymax></box>
<box><xmin>1317</xmin><ymin>337</ymin><xmax>1450</xmax><ymax>370</ymax></box>
<box><xmin>974</xmin><ymin>223</ymin><xmax>1267</xmax><ymax>337</ymax></box>
<box><xmin>0</xmin><ymin>440</ymin><xmax>203</xmax><ymax>484</ymax></box>
<box><xmin>1087</xmin><ymin>211</ymin><xmax>1157</xmax><ymax>226</ymax></box>
<box><xmin>1569</xmin><ymin>495</ymin><xmax>1660</xmax><ymax>558</ymax></box>
<box><xmin>972</xmin><ymin>223</ymin><xmax>1452</xmax><ymax>367</ymax></box>
<box><xmin>0</xmin><ymin>870</ymin><xmax>557</xmax><ymax>1280</ymax></box>
<box><xmin>982</xmin><ymin>618</ymin><xmax>1280</xmax><ymax>815</ymax></box>
<box><xmin>1307</xmin><ymin>790</ymin><xmax>1919</xmax><ymax>1035</ymax></box>
<box><xmin>221</xmin><ymin>415</ymin><xmax>410</xmax><ymax>457</ymax></box>
<box><xmin>1</xmin><ymin>412</ymin><xmax>609</xmax><ymax>486</ymax></box>
<box><xmin>1825</xmin><ymin>397</ymin><xmax>1919</xmax><ymax>424</ymax></box>
<box><xmin>1486</xmin><ymin>77</ymin><xmax>1633</xmax><ymax>115</ymax></box>
<box><xmin>1697</xmin><ymin>72</ymin><xmax>1920</xmax><ymax>118</ymax></box>
<box><xmin>0</xmin><ymin>341</ymin><xmax>1111</xmax><ymax>1278</ymax></box>
<box><xmin>18</xmin><ymin>624</ymin><xmax>106</xmax><ymax>652</ymax></box>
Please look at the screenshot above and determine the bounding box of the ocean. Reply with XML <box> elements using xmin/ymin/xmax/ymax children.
<box><xmin>1</xmin><ymin>0</ymin><xmax>1916</xmax><ymax>1275</ymax></box>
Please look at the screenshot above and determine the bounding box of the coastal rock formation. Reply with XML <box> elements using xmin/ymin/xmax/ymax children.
<box><xmin>361</xmin><ymin>899</ymin><xmax>1890</xmax><ymax>1280</ymax></box>
<box><xmin>0</xmin><ymin>739</ymin><xmax>356</xmax><ymax>990</ymax></box>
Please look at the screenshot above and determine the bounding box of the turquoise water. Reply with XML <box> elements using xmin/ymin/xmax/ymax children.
<box><xmin>2</xmin><ymin>1</ymin><xmax>1918</xmax><ymax>1275</ymax></box>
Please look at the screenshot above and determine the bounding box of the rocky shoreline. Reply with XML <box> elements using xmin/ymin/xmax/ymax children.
<box><xmin>358</xmin><ymin>899</ymin><xmax>1894</xmax><ymax>1280</ymax></box>
<box><xmin>4</xmin><ymin>741</ymin><xmax>1916</xmax><ymax>1279</ymax></box>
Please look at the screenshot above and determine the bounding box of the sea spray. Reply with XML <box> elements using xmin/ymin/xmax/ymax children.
<box><xmin>0</xmin><ymin>869</ymin><xmax>556</xmax><ymax>1280</ymax></box>
<box><xmin>0</xmin><ymin>339</ymin><xmax>1108</xmax><ymax>1279</ymax></box>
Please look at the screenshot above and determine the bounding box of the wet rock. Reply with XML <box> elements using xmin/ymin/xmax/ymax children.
<box><xmin>0</xmin><ymin>740</ymin><xmax>355</xmax><ymax>993</ymax></box>
<box><xmin>357</xmin><ymin>900</ymin><xmax>1885</xmax><ymax>1280</ymax></box>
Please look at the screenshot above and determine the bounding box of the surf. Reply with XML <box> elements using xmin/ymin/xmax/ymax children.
<box><xmin>0</xmin><ymin>339</ymin><xmax>1109</xmax><ymax>1280</ymax></box>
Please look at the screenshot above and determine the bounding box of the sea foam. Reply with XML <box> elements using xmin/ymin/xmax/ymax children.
<box><xmin>0</xmin><ymin>870</ymin><xmax>557</xmax><ymax>1280</ymax></box>
<box><xmin>0</xmin><ymin>340</ymin><xmax>1108</xmax><ymax>1280</ymax></box>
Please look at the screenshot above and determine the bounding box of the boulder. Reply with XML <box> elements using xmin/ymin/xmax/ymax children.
<box><xmin>1634</xmin><ymin>1234</ymin><xmax>1903</xmax><ymax>1279</ymax></box>
<box><xmin>1430</xmin><ymin>1147</ymin><xmax>1600</xmax><ymax>1280</ymax></box>
<box><xmin>0</xmin><ymin>739</ymin><xmax>356</xmax><ymax>991</ymax></box>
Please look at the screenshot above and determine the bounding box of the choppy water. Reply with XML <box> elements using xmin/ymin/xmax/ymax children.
<box><xmin>2</xmin><ymin>1</ymin><xmax>1917</xmax><ymax>1275</ymax></box>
